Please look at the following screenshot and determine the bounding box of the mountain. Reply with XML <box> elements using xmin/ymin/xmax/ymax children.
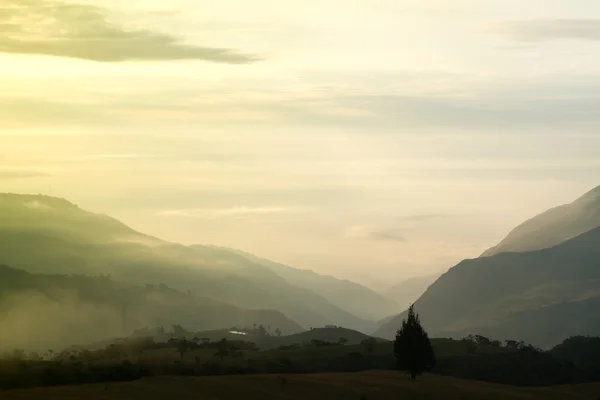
<box><xmin>383</xmin><ymin>273</ymin><xmax>441</xmax><ymax>310</ymax></box>
<box><xmin>0</xmin><ymin>265</ymin><xmax>303</xmax><ymax>351</ymax></box>
<box><xmin>222</xmin><ymin>248</ymin><xmax>399</xmax><ymax>321</ymax></box>
<box><xmin>0</xmin><ymin>193</ymin><xmax>372</xmax><ymax>331</ymax></box>
<box><xmin>375</xmin><ymin>226</ymin><xmax>600</xmax><ymax>347</ymax></box>
<box><xmin>482</xmin><ymin>185</ymin><xmax>600</xmax><ymax>257</ymax></box>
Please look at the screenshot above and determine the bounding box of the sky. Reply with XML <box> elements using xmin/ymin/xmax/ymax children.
<box><xmin>1</xmin><ymin>0</ymin><xmax>600</xmax><ymax>288</ymax></box>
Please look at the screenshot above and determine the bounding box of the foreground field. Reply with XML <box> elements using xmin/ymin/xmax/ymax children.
<box><xmin>2</xmin><ymin>371</ymin><xmax>600</xmax><ymax>400</ymax></box>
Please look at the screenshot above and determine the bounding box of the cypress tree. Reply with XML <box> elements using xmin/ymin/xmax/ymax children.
<box><xmin>394</xmin><ymin>304</ymin><xmax>436</xmax><ymax>380</ymax></box>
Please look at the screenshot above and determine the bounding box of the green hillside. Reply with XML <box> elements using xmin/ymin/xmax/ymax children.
<box><xmin>0</xmin><ymin>193</ymin><xmax>372</xmax><ymax>331</ymax></box>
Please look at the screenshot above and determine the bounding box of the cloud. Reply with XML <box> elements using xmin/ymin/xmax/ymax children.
<box><xmin>159</xmin><ymin>206</ymin><xmax>304</xmax><ymax>219</ymax></box>
<box><xmin>0</xmin><ymin>170</ymin><xmax>50</xmax><ymax>179</ymax></box>
<box><xmin>346</xmin><ymin>226</ymin><xmax>407</xmax><ymax>243</ymax></box>
<box><xmin>369</xmin><ymin>229</ymin><xmax>408</xmax><ymax>243</ymax></box>
<box><xmin>489</xmin><ymin>19</ymin><xmax>600</xmax><ymax>42</ymax></box>
<box><xmin>401</xmin><ymin>214</ymin><xmax>452</xmax><ymax>222</ymax></box>
<box><xmin>80</xmin><ymin>153</ymin><xmax>161</xmax><ymax>160</ymax></box>
<box><xmin>5</xmin><ymin>72</ymin><xmax>600</xmax><ymax>130</ymax></box>
<box><xmin>0</xmin><ymin>0</ymin><xmax>256</xmax><ymax>63</ymax></box>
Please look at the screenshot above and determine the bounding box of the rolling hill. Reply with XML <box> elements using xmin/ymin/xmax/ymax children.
<box><xmin>0</xmin><ymin>193</ymin><xmax>373</xmax><ymax>332</ymax></box>
<box><xmin>376</xmin><ymin>185</ymin><xmax>600</xmax><ymax>347</ymax></box>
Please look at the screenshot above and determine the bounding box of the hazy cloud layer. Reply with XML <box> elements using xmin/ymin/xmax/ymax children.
<box><xmin>0</xmin><ymin>0</ymin><xmax>256</xmax><ymax>63</ymax></box>
<box><xmin>0</xmin><ymin>170</ymin><xmax>50</xmax><ymax>180</ymax></box>
<box><xmin>491</xmin><ymin>19</ymin><xmax>600</xmax><ymax>42</ymax></box>
<box><xmin>346</xmin><ymin>226</ymin><xmax>407</xmax><ymax>243</ymax></box>
<box><xmin>369</xmin><ymin>229</ymin><xmax>408</xmax><ymax>243</ymax></box>
<box><xmin>6</xmin><ymin>72</ymin><xmax>600</xmax><ymax>130</ymax></box>
<box><xmin>401</xmin><ymin>214</ymin><xmax>452</xmax><ymax>222</ymax></box>
<box><xmin>160</xmin><ymin>206</ymin><xmax>304</xmax><ymax>220</ymax></box>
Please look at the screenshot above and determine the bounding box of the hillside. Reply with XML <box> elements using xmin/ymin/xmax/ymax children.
<box><xmin>376</xmin><ymin>227</ymin><xmax>600</xmax><ymax>347</ymax></box>
<box><xmin>267</xmin><ymin>327</ymin><xmax>378</xmax><ymax>348</ymax></box>
<box><xmin>0</xmin><ymin>266</ymin><xmax>303</xmax><ymax>351</ymax></box>
<box><xmin>482</xmin><ymin>185</ymin><xmax>600</xmax><ymax>257</ymax></box>
<box><xmin>0</xmin><ymin>193</ymin><xmax>372</xmax><ymax>331</ymax></box>
<box><xmin>224</xmin><ymin>248</ymin><xmax>399</xmax><ymax>321</ymax></box>
<box><xmin>1</xmin><ymin>371</ymin><xmax>596</xmax><ymax>400</ymax></box>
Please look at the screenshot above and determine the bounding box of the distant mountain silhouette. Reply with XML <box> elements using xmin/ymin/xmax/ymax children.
<box><xmin>0</xmin><ymin>193</ymin><xmax>375</xmax><ymax>332</ymax></box>
<box><xmin>221</xmin><ymin>248</ymin><xmax>399</xmax><ymax>321</ymax></box>
<box><xmin>383</xmin><ymin>273</ymin><xmax>441</xmax><ymax>310</ymax></box>
<box><xmin>376</xmin><ymin>185</ymin><xmax>600</xmax><ymax>348</ymax></box>
<box><xmin>482</xmin><ymin>185</ymin><xmax>600</xmax><ymax>257</ymax></box>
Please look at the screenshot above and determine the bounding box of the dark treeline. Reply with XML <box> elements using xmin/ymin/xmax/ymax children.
<box><xmin>1</xmin><ymin>330</ymin><xmax>600</xmax><ymax>390</ymax></box>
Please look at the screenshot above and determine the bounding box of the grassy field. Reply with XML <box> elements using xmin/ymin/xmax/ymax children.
<box><xmin>2</xmin><ymin>371</ymin><xmax>600</xmax><ymax>400</ymax></box>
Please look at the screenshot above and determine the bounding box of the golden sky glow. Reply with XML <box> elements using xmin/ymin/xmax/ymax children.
<box><xmin>2</xmin><ymin>0</ymin><xmax>600</xmax><ymax>286</ymax></box>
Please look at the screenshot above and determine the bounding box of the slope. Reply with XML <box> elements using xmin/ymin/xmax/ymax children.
<box><xmin>222</xmin><ymin>248</ymin><xmax>399</xmax><ymax>321</ymax></box>
<box><xmin>0</xmin><ymin>193</ymin><xmax>369</xmax><ymax>331</ymax></box>
<box><xmin>482</xmin><ymin>185</ymin><xmax>600</xmax><ymax>257</ymax></box>
<box><xmin>0</xmin><ymin>265</ymin><xmax>303</xmax><ymax>352</ymax></box>
<box><xmin>375</xmin><ymin>227</ymin><xmax>600</xmax><ymax>347</ymax></box>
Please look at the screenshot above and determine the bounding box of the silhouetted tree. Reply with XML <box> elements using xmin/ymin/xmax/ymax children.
<box><xmin>474</xmin><ymin>335</ymin><xmax>492</xmax><ymax>346</ymax></box>
<box><xmin>275</xmin><ymin>328</ymin><xmax>282</xmax><ymax>337</ymax></box>
<box><xmin>394</xmin><ymin>304</ymin><xmax>435</xmax><ymax>381</ymax></box>
<box><xmin>338</xmin><ymin>337</ymin><xmax>348</xmax><ymax>345</ymax></box>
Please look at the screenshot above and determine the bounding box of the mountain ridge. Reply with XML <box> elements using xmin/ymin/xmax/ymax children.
<box><xmin>376</xmin><ymin>184</ymin><xmax>600</xmax><ymax>347</ymax></box>
<box><xmin>218</xmin><ymin>247</ymin><xmax>399</xmax><ymax>321</ymax></box>
<box><xmin>481</xmin><ymin>185</ymin><xmax>600</xmax><ymax>257</ymax></box>
<box><xmin>376</xmin><ymin>225</ymin><xmax>600</xmax><ymax>347</ymax></box>
<box><xmin>0</xmin><ymin>193</ymin><xmax>377</xmax><ymax>332</ymax></box>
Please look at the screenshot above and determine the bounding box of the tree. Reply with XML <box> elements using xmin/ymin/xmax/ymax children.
<box><xmin>338</xmin><ymin>337</ymin><xmax>348</xmax><ymax>346</ymax></box>
<box><xmin>258</xmin><ymin>324</ymin><xmax>267</xmax><ymax>337</ymax></box>
<box><xmin>394</xmin><ymin>304</ymin><xmax>435</xmax><ymax>381</ymax></box>
<box><xmin>474</xmin><ymin>335</ymin><xmax>492</xmax><ymax>346</ymax></box>
<box><xmin>275</xmin><ymin>328</ymin><xmax>282</xmax><ymax>337</ymax></box>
